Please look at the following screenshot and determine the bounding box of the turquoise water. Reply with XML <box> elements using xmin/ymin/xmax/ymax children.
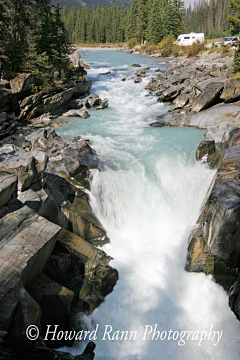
<box><xmin>57</xmin><ymin>50</ymin><xmax>240</xmax><ymax>360</ymax></box>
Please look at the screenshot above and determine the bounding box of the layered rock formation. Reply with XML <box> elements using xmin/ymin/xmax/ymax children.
<box><xmin>0</xmin><ymin>128</ymin><xmax>118</xmax><ymax>359</ymax></box>
<box><xmin>146</xmin><ymin>51</ymin><xmax>235</xmax><ymax>114</ymax></box>
<box><xmin>151</xmin><ymin>52</ymin><xmax>240</xmax><ymax>321</ymax></box>
<box><xmin>0</xmin><ymin>54</ymin><xmax>117</xmax><ymax>359</ymax></box>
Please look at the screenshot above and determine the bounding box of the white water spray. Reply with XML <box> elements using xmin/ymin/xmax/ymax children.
<box><xmin>57</xmin><ymin>51</ymin><xmax>240</xmax><ymax>360</ymax></box>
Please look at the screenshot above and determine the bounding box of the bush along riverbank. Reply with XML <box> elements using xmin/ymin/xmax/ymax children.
<box><xmin>0</xmin><ymin>48</ymin><xmax>117</xmax><ymax>360</ymax></box>
<box><xmin>145</xmin><ymin>49</ymin><xmax>240</xmax><ymax>319</ymax></box>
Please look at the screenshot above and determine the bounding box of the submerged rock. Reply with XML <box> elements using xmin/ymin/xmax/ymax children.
<box><xmin>96</xmin><ymin>98</ymin><xmax>108</xmax><ymax>110</ymax></box>
<box><xmin>134</xmin><ymin>77</ymin><xmax>142</xmax><ymax>83</ymax></box>
<box><xmin>63</xmin><ymin>109</ymin><xmax>90</xmax><ymax>118</ymax></box>
<box><xmin>136</xmin><ymin>69</ymin><xmax>146</xmax><ymax>77</ymax></box>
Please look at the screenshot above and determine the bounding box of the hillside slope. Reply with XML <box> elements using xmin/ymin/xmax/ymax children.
<box><xmin>51</xmin><ymin>0</ymin><xmax>131</xmax><ymax>9</ymax></box>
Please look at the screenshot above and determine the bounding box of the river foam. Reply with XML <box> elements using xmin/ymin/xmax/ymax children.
<box><xmin>57</xmin><ymin>50</ymin><xmax>240</xmax><ymax>360</ymax></box>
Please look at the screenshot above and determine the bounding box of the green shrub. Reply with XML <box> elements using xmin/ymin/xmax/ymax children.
<box><xmin>128</xmin><ymin>37</ymin><xmax>138</xmax><ymax>49</ymax></box>
<box><xmin>140</xmin><ymin>44</ymin><xmax>157</xmax><ymax>55</ymax></box>
<box><xmin>172</xmin><ymin>45</ymin><xmax>180</xmax><ymax>57</ymax></box>
<box><xmin>233</xmin><ymin>44</ymin><xmax>240</xmax><ymax>73</ymax></box>
<box><xmin>157</xmin><ymin>36</ymin><xmax>176</xmax><ymax>57</ymax></box>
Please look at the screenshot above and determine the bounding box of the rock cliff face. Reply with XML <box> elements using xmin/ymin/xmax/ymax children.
<box><xmin>0</xmin><ymin>54</ymin><xmax>117</xmax><ymax>359</ymax></box>
<box><xmin>0</xmin><ymin>51</ymin><xmax>115</xmax><ymax>360</ymax></box>
<box><xmin>151</xmin><ymin>52</ymin><xmax>240</xmax><ymax>321</ymax></box>
<box><xmin>0</xmin><ymin>128</ymin><xmax>118</xmax><ymax>359</ymax></box>
<box><xmin>185</xmin><ymin>129</ymin><xmax>240</xmax><ymax>312</ymax></box>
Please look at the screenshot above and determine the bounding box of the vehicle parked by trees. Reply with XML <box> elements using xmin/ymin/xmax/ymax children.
<box><xmin>212</xmin><ymin>37</ymin><xmax>230</xmax><ymax>46</ymax></box>
<box><xmin>176</xmin><ymin>32</ymin><xmax>204</xmax><ymax>46</ymax></box>
<box><xmin>224</xmin><ymin>37</ymin><xmax>240</xmax><ymax>46</ymax></box>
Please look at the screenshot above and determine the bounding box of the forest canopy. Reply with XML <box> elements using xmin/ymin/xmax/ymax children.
<box><xmin>0</xmin><ymin>0</ymin><xmax>70</xmax><ymax>84</ymax></box>
<box><xmin>59</xmin><ymin>0</ymin><xmax>185</xmax><ymax>45</ymax></box>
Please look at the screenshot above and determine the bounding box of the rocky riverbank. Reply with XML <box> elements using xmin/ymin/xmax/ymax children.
<box><xmin>0</xmin><ymin>50</ymin><xmax>116</xmax><ymax>359</ymax></box>
<box><xmin>145</xmin><ymin>50</ymin><xmax>240</xmax><ymax>320</ymax></box>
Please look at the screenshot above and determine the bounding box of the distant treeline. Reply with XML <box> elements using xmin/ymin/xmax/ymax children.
<box><xmin>60</xmin><ymin>0</ymin><xmax>185</xmax><ymax>44</ymax></box>
<box><xmin>185</xmin><ymin>0</ymin><xmax>239</xmax><ymax>38</ymax></box>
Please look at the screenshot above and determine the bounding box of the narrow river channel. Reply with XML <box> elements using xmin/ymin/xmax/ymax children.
<box><xmin>57</xmin><ymin>50</ymin><xmax>240</xmax><ymax>360</ymax></box>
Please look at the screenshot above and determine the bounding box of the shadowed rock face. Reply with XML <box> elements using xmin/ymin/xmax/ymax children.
<box><xmin>0</xmin><ymin>173</ymin><xmax>18</xmax><ymax>208</ymax></box>
<box><xmin>185</xmin><ymin>128</ymin><xmax>240</xmax><ymax>317</ymax></box>
<box><xmin>47</xmin><ymin>229</ymin><xmax>118</xmax><ymax>313</ymax></box>
<box><xmin>191</xmin><ymin>82</ymin><xmax>224</xmax><ymax>112</ymax></box>
<box><xmin>0</xmin><ymin>125</ymin><xmax>118</xmax><ymax>359</ymax></box>
<box><xmin>17</xmin><ymin>80</ymin><xmax>92</xmax><ymax>120</ymax></box>
<box><xmin>21</xmin><ymin>128</ymin><xmax>109</xmax><ymax>246</ymax></box>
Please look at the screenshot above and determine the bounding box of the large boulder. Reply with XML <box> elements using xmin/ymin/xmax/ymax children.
<box><xmin>22</xmin><ymin>128</ymin><xmax>108</xmax><ymax>245</ymax></box>
<box><xmin>66</xmin><ymin>93</ymin><xmax>101</xmax><ymax>110</ymax></box>
<box><xmin>0</xmin><ymin>205</ymin><xmax>61</xmax><ymax>331</ymax></box>
<box><xmin>224</xmin><ymin>91</ymin><xmax>240</xmax><ymax>103</ymax></box>
<box><xmin>174</xmin><ymin>94</ymin><xmax>189</xmax><ymax>109</ymax></box>
<box><xmin>72</xmin><ymin>80</ymin><xmax>92</xmax><ymax>98</ymax></box>
<box><xmin>0</xmin><ymin>144</ymin><xmax>48</xmax><ymax>191</ymax></box>
<box><xmin>57</xmin><ymin>229</ymin><xmax>118</xmax><ymax>312</ymax></box>
<box><xmin>196</xmin><ymin>136</ymin><xmax>217</xmax><ymax>165</ymax></box>
<box><xmin>191</xmin><ymin>82</ymin><xmax>224</xmax><ymax>112</ymax></box>
<box><xmin>25</xmin><ymin>127</ymin><xmax>98</xmax><ymax>179</ymax></box>
<box><xmin>10</xmin><ymin>73</ymin><xmax>34</xmax><ymax>94</ymax></box>
<box><xmin>96</xmin><ymin>98</ymin><xmax>108</xmax><ymax>110</ymax></box>
<box><xmin>220</xmin><ymin>78</ymin><xmax>240</xmax><ymax>101</ymax></box>
<box><xmin>63</xmin><ymin>109</ymin><xmax>90</xmax><ymax>118</ymax></box>
<box><xmin>158</xmin><ymin>86</ymin><xmax>180</xmax><ymax>102</ymax></box>
<box><xmin>195</xmin><ymin>76</ymin><xmax>227</xmax><ymax>92</ymax></box>
<box><xmin>69</xmin><ymin>49</ymin><xmax>90</xmax><ymax>70</ymax></box>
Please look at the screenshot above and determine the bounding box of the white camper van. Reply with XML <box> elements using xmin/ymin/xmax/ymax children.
<box><xmin>177</xmin><ymin>32</ymin><xmax>205</xmax><ymax>46</ymax></box>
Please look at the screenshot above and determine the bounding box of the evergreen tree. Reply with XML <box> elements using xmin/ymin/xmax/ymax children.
<box><xmin>228</xmin><ymin>0</ymin><xmax>240</xmax><ymax>34</ymax></box>
<box><xmin>0</xmin><ymin>0</ymin><xmax>71</xmax><ymax>91</ymax></box>
<box><xmin>171</xmin><ymin>0</ymin><xmax>185</xmax><ymax>37</ymax></box>
<box><xmin>127</xmin><ymin>0</ymin><xmax>138</xmax><ymax>39</ymax></box>
<box><xmin>147</xmin><ymin>0</ymin><xmax>163</xmax><ymax>44</ymax></box>
<box><xmin>136</xmin><ymin>0</ymin><xmax>147</xmax><ymax>43</ymax></box>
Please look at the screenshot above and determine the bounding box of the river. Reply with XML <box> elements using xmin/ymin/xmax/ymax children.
<box><xmin>56</xmin><ymin>50</ymin><xmax>240</xmax><ymax>360</ymax></box>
